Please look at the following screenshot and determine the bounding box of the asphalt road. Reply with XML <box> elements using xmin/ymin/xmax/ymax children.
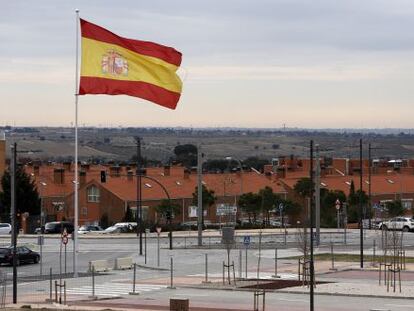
<box><xmin>1</xmin><ymin>228</ymin><xmax>414</xmax><ymax>278</ymax></box>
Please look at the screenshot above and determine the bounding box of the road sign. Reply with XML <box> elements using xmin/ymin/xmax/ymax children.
<box><xmin>61</xmin><ymin>228</ymin><xmax>68</xmax><ymax>245</ymax></box>
<box><xmin>335</xmin><ymin>199</ymin><xmax>341</xmax><ymax>210</ymax></box>
<box><xmin>278</xmin><ymin>203</ymin><xmax>284</xmax><ymax>211</ymax></box>
<box><xmin>145</xmin><ymin>228</ymin><xmax>150</xmax><ymax>234</ymax></box>
<box><xmin>216</xmin><ymin>204</ymin><xmax>237</xmax><ymax>216</ymax></box>
<box><xmin>243</xmin><ymin>236</ymin><xmax>251</xmax><ymax>246</ymax></box>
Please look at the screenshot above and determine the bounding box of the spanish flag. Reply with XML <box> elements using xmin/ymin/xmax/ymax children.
<box><xmin>79</xmin><ymin>19</ymin><xmax>182</xmax><ymax>110</ymax></box>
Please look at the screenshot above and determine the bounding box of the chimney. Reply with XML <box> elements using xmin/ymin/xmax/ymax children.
<box><xmin>164</xmin><ymin>165</ymin><xmax>171</xmax><ymax>176</ymax></box>
<box><xmin>63</xmin><ymin>162</ymin><xmax>71</xmax><ymax>171</ymax></box>
<box><xmin>79</xmin><ymin>170</ymin><xmax>86</xmax><ymax>186</ymax></box>
<box><xmin>276</xmin><ymin>167</ymin><xmax>286</xmax><ymax>178</ymax></box>
<box><xmin>81</xmin><ymin>163</ymin><xmax>90</xmax><ymax>171</ymax></box>
<box><xmin>127</xmin><ymin>170</ymin><xmax>134</xmax><ymax>181</ymax></box>
<box><xmin>236</xmin><ymin>167</ymin><xmax>242</xmax><ymax>177</ymax></box>
<box><xmin>33</xmin><ymin>165</ymin><xmax>40</xmax><ymax>176</ymax></box>
<box><xmin>184</xmin><ymin>168</ymin><xmax>190</xmax><ymax>179</ymax></box>
<box><xmin>110</xmin><ymin>166</ymin><xmax>120</xmax><ymax>177</ymax></box>
<box><xmin>53</xmin><ymin>168</ymin><xmax>65</xmax><ymax>184</ymax></box>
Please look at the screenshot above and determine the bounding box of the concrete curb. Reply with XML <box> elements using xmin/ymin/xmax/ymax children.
<box><xmin>181</xmin><ymin>284</ymin><xmax>414</xmax><ymax>300</ymax></box>
<box><xmin>135</xmin><ymin>264</ymin><xmax>169</xmax><ymax>271</ymax></box>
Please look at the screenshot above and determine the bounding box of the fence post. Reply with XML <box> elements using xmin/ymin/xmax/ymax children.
<box><xmin>330</xmin><ymin>242</ymin><xmax>337</xmax><ymax>271</ymax></box>
<box><xmin>273</xmin><ymin>248</ymin><xmax>279</xmax><ymax>278</ymax></box>
<box><xmin>63</xmin><ymin>280</ymin><xmax>66</xmax><ymax>305</ymax></box>
<box><xmin>48</xmin><ymin>268</ymin><xmax>52</xmax><ymax>302</ymax></box>
<box><xmin>202</xmin><ymin>253</ymin><xmax>210</xmax><ymax>283</ymax></box>
<box><xmin>168</xmin><ymin>257</ymin><xmax>175</xmax><ymax>289</ymax></box>
<box><xmin>54</xmin><ymin>281</ymin><xmax>57</xmax><ymax>303</ymax></box>
<box><xmin>89</xmin><ymin>266</ymin><xmax>97</xmax><ymax>299</ymax></box>
<box><xmin>239</xmin><ymin>249</ymin><xmax>242</xmax><ymax>279</ymax></box>
<box><xmin>129</xmin><ymin>263</ymin><xmax>139</xmax><ymax>295</ymax></box>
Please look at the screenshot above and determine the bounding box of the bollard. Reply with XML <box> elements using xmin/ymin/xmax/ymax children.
<box><xmin>55</xmin><ymin>280</ymin><xmax>57</xmax><ymax>302</ymax></box>
<box><xmin>168</xmin><ymin>257</ymin><xmax>175</xmax><ymax>289</ymax></box>
<box><xmin>284</xmin><ymin>229</ymin><xmax>287</xmax><ymax>246</ymax></box>
<box><xmin>129</xmin><ymin>263</ymin><xmax>139</xmax><ymax>295</ymax></box>
<box><xmin>89</xmin><ymin>266</ymin><xmax>97</xmax><ymax>299</ymax></box>
<box><xmin>222</xmin><ymin>261</ymin><xmax>225</xmax><ymax>285</ymax></box>
<box><xmin>273</xmin><ymin>248</ymin><xmax>280</xmax><ymax>278</ymax></box>
<box><xmin>47</xmin><ymin>267</ymin><xmax>53</xmax><ymax>302</ymax></box>
<box><xmin>144</xmin><ymin>232</ymin><xmax>147</xmax><ymax>265</ymax></box>
<box><xmin>245</xmin><ymin>247</ymin><xmax>248</xmax><ymax>279</ymax></box>
<box><xmin>330</xmin><ymin>242</ymin><xmax>337</xmax><ymax>271</ymax></box>
<box><xmin>239</xmin><ymin>249</ymin><xmax>242</xmax><ymax>279</ymax></box>
<box><xmin>184</xmin><ymin>237</ymin><xmax>187</xmax><ymax>249</ymax></box>
<box><xmin>202</xmin><ymin>253</ymin><xmax>210</xmax><ymax>283</ymax></box>
<box><xmin>157</xmin><ymin>234</ymin><xmax>160</xmax><ymax>267</ymax></box>
<box><xmin>372</xmin><ymin>239</ymin><xmax>377</xmax><ymax>267</ymax></box>
<box><xmin>63</xmin><ymin>281</ymin><xmax>66</xmax><ymax>305</ymax></box>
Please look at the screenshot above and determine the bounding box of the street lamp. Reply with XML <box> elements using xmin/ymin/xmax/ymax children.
<box><xmin>224</xmin><ymin>156</ymin><xmax>243</xmax><ymax>195</ymax></box>
<box><xmin>39</xmin><ymin>181</ymin><xmax>46</xmax><ymax>276</ymax></box>
<box><xmin>225</xmin><ymin>156</ymin><xmax>243</xmax><ymax>224</ymax></box>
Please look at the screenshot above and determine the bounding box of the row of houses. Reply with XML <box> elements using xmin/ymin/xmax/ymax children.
<box><xmin>23</xmin><ymin>155</ymin><xmax>414</xmax><ymax>228</ymax></box>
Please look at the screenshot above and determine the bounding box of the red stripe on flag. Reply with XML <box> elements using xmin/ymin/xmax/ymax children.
<box><xmin>79</xmin><ymin>77</ymin><xmax>180</xmax><ymax>110</ymax></box>
<box><xmin>80</xmin><ymin>19</ymin><xmax>182</xmax><ymax>67</ymax></box>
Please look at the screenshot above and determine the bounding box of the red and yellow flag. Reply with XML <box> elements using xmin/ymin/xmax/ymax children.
<box><xmin>79</xmin><ymin>19</ymin><xmax>182</xmax><ymax>110</ymax></box>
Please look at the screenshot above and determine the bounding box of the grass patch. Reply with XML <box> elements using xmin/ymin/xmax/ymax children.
<box><xmin>285</xmin><ymin>253</ymin><xmax>414</xmax><ymax>263</ymax></box>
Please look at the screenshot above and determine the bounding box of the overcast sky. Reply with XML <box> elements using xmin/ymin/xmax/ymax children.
<box><xmin>2</xmin><ymin>0</ymin><xmax>414</xmax><ymax>128</ymax></box>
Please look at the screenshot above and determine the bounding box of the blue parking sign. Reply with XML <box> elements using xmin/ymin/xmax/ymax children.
<box><xmin>243</xmin><ymin>236</ymin><xmax>251</xmax><ymax>246</ymax></box>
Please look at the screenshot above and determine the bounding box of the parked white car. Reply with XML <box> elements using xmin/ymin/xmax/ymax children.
<box><xmin>379</xmin><ymin>217</ymin><xmax>414</xmax><ymax>232</ymax></box>
<box><xmin>0</xmin><ymin>223</ymin><xmax>11</xmax><ymax>235</ymax></box>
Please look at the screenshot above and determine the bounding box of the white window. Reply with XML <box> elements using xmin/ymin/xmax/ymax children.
<box><xmin>87</xmin><ymin>186</ymin><xmax>100</xmax><ymax>203</ymax></box>
<box><xmin>402</xmin><ymin>200</ymin><xmax>413</xmax><ymax>210</ymax></box>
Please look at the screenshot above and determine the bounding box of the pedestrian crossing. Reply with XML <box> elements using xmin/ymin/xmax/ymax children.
<box><xmin>65</xmin><ymin>282</ymin><xmax>167</xmax><ymax>297</ymax></box>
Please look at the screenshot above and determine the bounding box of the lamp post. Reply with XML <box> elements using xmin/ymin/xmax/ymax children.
<box><xmin>225</xmin><ymin>156</ymin><xmax>243</xmax><ymax>224</ymax></box>
<box><xmin>39</xmin><ymin>181</ymin><xmax>46</xmax><ymax>276</ymax></box>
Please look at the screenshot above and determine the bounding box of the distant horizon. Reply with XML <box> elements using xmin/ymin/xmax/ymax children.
<box><xmin>2</xmin><ymin>125</ymin><xmax>414</xmax><ymax>133</ymax></box>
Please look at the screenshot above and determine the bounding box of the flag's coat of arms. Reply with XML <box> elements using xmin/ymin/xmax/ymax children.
<box><xmin>102</xmin><ymin>49</ymin><xmax>128</xmax><ymax>76</ymax></box>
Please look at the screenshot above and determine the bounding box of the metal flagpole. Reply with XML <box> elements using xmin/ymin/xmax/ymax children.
<box><xmin>197</xmin><ymin>144</ymin><xmax>203</xmax><ymax>246</ymax></box>
<box><xmin>73</xmin><ymin>9</ymin><xmax>80</xmax><ymax>277</ymax></box>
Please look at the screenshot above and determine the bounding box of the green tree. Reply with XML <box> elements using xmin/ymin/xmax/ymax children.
<box><xmin>258</xmin><ymin>186</ymin><xmax>284</xmax><ymax>224</ymax></box>
<box><xmin>0</xmin><ymin>167</ymin><xmax>40</xmax><ymax>220</ymax></box>
<box><xmin>173</xmin><ymin>144</ymin><xmax>198</xmax><ymax>167</ymax></box>
<box><xmin>347</xmin><ymin>181</ymin><xmax>369</xmax><ymax>223</ymax></box>
<box><xmin>192</xmin><ymin>185</ymin><xmax>217</xmax><ymax>225</ymax></box>
<box><xmin>293</xmin><ymin>178</ymin><xmax>314</xmax><ymax>198</ymax></box>
<box><xmin>154</xmin><ymin>199</ymin><xmax>181</xmax><ymax>223</ymax></box>
<box><xmin>238</xmin><ymin>192</ymin><xmax>260</xmax><ymax>222</ymax></box>
<box><xmin>123</xmin><ymin>204</ymin><xmax>135</xmax><ymax>222</ymax></box>
<box><xmin>243</xmin><ymin>157</ymin><xmax>270</xmax><ymax>172</ymax></box>
<box><xmin>386</xmin><ymin>200</ymin><xmax>404</xmax><ymax>218</ymax></box>
<box><xmin>320</xmin><ymin>190</ymin><xmax>347</xmax><ymax>227</ymax></box>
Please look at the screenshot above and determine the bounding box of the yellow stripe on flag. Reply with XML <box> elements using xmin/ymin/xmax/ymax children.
<box><xmin>81</xmin><ymin>37</ymin><xmax>182</xmax><ymax>93</ymax></box>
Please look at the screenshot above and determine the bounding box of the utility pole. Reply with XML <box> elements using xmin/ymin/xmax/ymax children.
<box><xmin>309</xmin><ymin>140</ymin><xmax>315</xmax><ymax>311</ymax></box>
<box><xmin>135</xmin><ymin>137</ymin><xmax>143</xmax><ymax>256</ymax></box>
<box><xmin>359</xmin><ymin>138</ymin><xmax>364</xmax><ymax>269</ymax></box>
<box><xmin>197</xmin><ymin>145</ymin><xmax>203</xmax><ymax>246</ymax></box>
<box><xmin>11</xmin><ymin>143</ymin><xmax>17</xmax><ymax>303</ymax></box>
<box><xmin>368</xmin><ymin>143</ymin><xmax>372</xmax><ymax>230</ymax></box>
<box><xmin>315</xmin><ymin>145</ymin><xmax>321</xmax><ymax>246</ymax></box>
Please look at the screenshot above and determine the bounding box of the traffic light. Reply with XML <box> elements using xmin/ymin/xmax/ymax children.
<box><xmin>100</xmin><ymin>170</ymin><xmax>106</xmax><ymax>183</ymax></box>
